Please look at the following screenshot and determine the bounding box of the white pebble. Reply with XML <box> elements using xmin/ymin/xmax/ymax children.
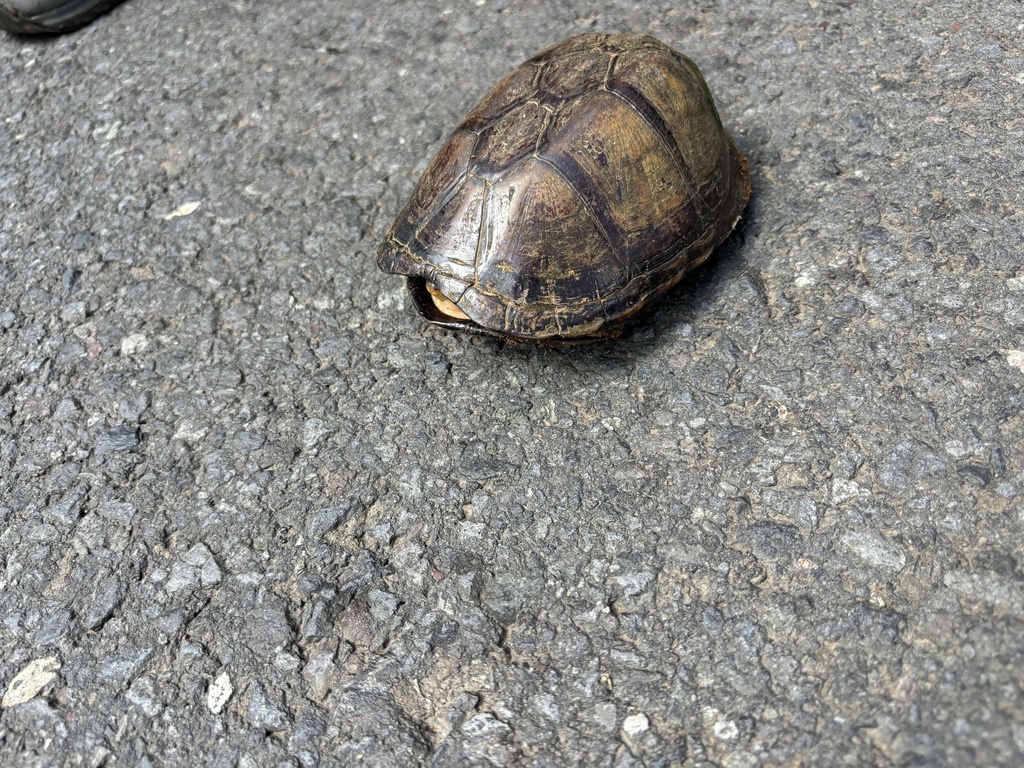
<box><xmin>207</xmin><ymin>672</ymin><xmax>233</xmax><ymax>714</ymax></box>
<box><xmin>2</xmin><ymin>657</ymin><xmax>61</xmax><ymax>707</ymax></box>
<box><xmin>622</xmin><ymin>713</ymin><xmax>650</xmax><ymax>737</ymax></box>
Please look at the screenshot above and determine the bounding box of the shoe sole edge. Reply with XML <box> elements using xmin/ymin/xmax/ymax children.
<box><xmin>0</xmin><ymin>0</ymin><xmax>124</xmax><ymax>34</ymax></box>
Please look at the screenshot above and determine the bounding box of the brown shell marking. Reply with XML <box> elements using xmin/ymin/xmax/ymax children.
<box><xmin>378</xmin><ymin>33</ymin><xmax>751</xmax><ymax>341</ymax></box>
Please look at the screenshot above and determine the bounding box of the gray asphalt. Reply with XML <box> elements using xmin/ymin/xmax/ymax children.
<box><xmin>2</xmin><ymin>1</ymin><xmax>1023</xmax><ymax>765</ymax></box>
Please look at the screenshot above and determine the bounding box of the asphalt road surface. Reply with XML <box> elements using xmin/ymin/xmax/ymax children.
<box><xmin>2</xmin><ymin>0</ymin><xmax>1022</xmax><ymax>765</ymax></box>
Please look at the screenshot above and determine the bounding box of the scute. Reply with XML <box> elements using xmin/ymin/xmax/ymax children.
<box><xmin>472</xmin><ymin>158</ymin><xmax>623</xmax><ymax>306</ymax></box>
<box><xmin>472</xmin><ymin>101</ymin><xmax>546</xmax><ymax>176</ymax></box>
<box><xmin>537</xmin><ymin>50</ymin><xmax>610</xmax><ymax>98</ymax></box>
<box><xmin>462</xmin><ymin>63</ymin><xmax>539</xmax><ymax>131</ymax></box>
<box><xmin>610</xmin><ymin>49</ymin><xmax>727</xmax><ymax>206</ymax></box>
<box><xmin>377</xmin><ymin>33</ymin><xmax>751</xmax><ymax>341</ymax></box>
<box><xmin>383</xmin><ymin>129</ymin><xmax>476</xmax><ymax>255</ymax></box>
<box><xmin>411</xmin><ymin>174</ymin><xmax>486</xmax><ymax>284</ymax></box>
<box><xmin>540</xmin><ymin>90</ymin><xmax>699</xmax><ymax>264</ymax></box>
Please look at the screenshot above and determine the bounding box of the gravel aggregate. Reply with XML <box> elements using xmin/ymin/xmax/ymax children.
<box><xmin>2</xmin><ymin>0</ymin><xmax>1023</xmax><ymax>765</ymax></box>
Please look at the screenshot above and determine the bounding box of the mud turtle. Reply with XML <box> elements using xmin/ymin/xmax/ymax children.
<box><xmin>377</xmin><ymin>33</ymin><xmax>750</xmax><ymax>341</ymax></box>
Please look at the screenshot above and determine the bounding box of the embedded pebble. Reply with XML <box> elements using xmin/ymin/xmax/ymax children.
<box><xmin>622</xmin><ymin>713</ymin><xmax>650</xmax><ymax>737</ymax></box>
<box><xmin>841</xmin><ymin>532</ymin><xmax>907</xmax><ymax>570</ymax></box>
<box><xmin>166</xmin><ymin>543</ymin><xmax>223</xmax><ymax>592</ymax></box>
<box><xmin>2</xmin><ymin>657</ymin><xmax>61</xmax><ymax>707</ymax></box>
<box><xmin>93</xmin><ymin>426</ymin><xmax>139</xmax><ymax>457</ymax></box>
<box><xmin>1004</xmin><ymin>349</ymin><xmax>1024</xmax><ymax>375</ymax></box>
<box><xmin>207</xmin><ymin>672</ymin><xmax>234</xmax><ymax>714</ymax></box>
<box><xmin>120</xmin><ymin>333</ymin><xmax>149</xmax><ymax>356</ymax></box>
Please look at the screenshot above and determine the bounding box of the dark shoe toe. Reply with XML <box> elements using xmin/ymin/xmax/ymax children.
<box><xmin>0</xmin><ymin>0</ymin><xmax>126</xmax><ymax>34</ymax></box>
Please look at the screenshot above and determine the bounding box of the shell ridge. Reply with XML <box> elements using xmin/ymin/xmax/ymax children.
<box><xmin>461</xmin><ymin>61</ymin><xmax>544</xmax><ymax>132</ymax></box>
<box><xmin>412</xmin><ymin>169</ymin><xmax>470</xmax><ymax>243</ymax></box>
<box><xmin>604</xmin><ymin>80</ymin><xmax>710</xmax><ymax>227</ymax></box>
<box><xmin>472</xmin><ymin>181</ymin><xmax>492</xmax><ymax>285</ymax></box>
<box><xmin>478</xmin><ymin>232</ymin><xmax>711</xmax><ymax>310</ymax></box>
<box><xmin>532</xmin><ymin>106</ymin><xmax>556</xmax><ymax>155</ymax></box>
<box><xmin>532</xmin><ymin>153</ymin><xmax>628</xmax><ymax>275</ymax></box>
<box><xmin>461</xmin><ymin>108</ymin><xmax>517</xmax><ymax>135</ymax></box>
<box><xmin>377</xmin><ymin>232</ymin><xmax>414</xmax><ymax>271</ymax></box>
<box><xmin>601</xmin><ymin>52</ymin><xmax>618</xmax><ymax>88</ymax></box>
<box><xmin>530</xmin><ymin>60</ymin><xmax>545</xmax><ymax>87</ymax></box>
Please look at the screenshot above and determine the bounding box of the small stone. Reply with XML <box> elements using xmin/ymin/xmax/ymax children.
<box><xmin>62</xmin><ymin>267</ymin><xmax>80</xmax><ymax>293</ymax></box>
<box><xmin>98</xmin><ymin>501</ymin><xmax>136</xmax><ymax>525</ymax></box>
<box><xmin>367</xmin><ymin>588</ymin><xmax>399</xmax><ymax>622</ymax></box>
<box><xmin>622</xmin><ymin>713</ymin><xmax>650</xmax><ymax>737</ymax></box>
<box><xmin>191</xmin><ymin>548</ymin><xmax>223</xmax><ymax>587</ymax></box>
<box><xmin>163</xmin><ymin>201</ymin><xmax>201</xmax><ymax>220</ymax></box>
<box><xmin>84</xmin><ymin>575</ymin><xmax>123</xmax><ymax>629</ymax></box>
<box><xmin>45</xmin><ymin>488</ymin><xmax>86</xmax><ymax>525</ymax></box>
<box><xmin>302</xmin><ymin>649</ymin><xmax>337</xmax><ymax>701</ymax></box>
<box><xmin>119</xmin><ymin>392</ymin><xmax>151</xmax><ymax>422</ymax></box>
<box><xmin>995</xmin><ymin>482</ymin><xmax>1017</xmax><ymax>499</ymax></box>
<box><xmin>98</xmin><ymin>650</ymin><xmax>151</xmax><ymax>683</ymax></box>
<box><xmin>653</xmin><ymin>409</ymin><xmax>675</xmax><ymax>427</ymax></box>
<box><xmin>703</xmin><ymin>707</ymin><xmax>740</xmax><ymax>743</ymax></box>
<box><xmin>832</xmin><ymin>479</ymin><xmax>868</xmax><ymax>503</ymax></box>
<box><xmin>1004</xmin><ymin>349</ymin><xmax>1024</xmax><ymax>375</ymax></box>
<box><xmin>841</xmin><ymin>531</ymin><xmax>907</xmax><ymax>570</ymax></box>
<box><xmin>32</xmin><ymin>611</ymin><xmax>71</xmax><ymax>647</ymax></box>
<box><xmin>713</xmin><ymin>718</ymin><xmax>739</xmax><ymax>740</ymax></box>
<box><xmin>306</xmin><ymin>501</ymin><xmax>354</xmax><ymax>539</ymax></box>
<box><xmin>126</xmin><ymin>677</ymin><xmax>162</xmax><ymax>717</ymax></box>
<box><xmin>120</xmin><ymin>333</ymin><xmax>149</xmax><ymax>356</ymax></box>
<box><xmin>72</xmin><ymin>232</ymin><xmax>95</xmax><ymax>250</ymax></box>
<box><xmin>609</xmin><ymin>571</ymin><xmax>655</xmax><ymax>597</ymax></box>
<box><xmin>593</xmin><ymin>701</ymin><xmax>617</xmax><ymax>730</ymax></box>
<box><xmin>461</xmin><ymin>712</ymin><xmax>512</xmax><ymax>741</ymax></box>
<box><xmin>207</xmin><ymin>672</ymin><xmax>233</xmax><ymax>714</ymax></box>
<box><xmin>166</xmin><ymin>543</ymin><xmax>222</xmax><ymax>592</ymax></box>
<box><xmin>303</xmin><ymin>418</ymin><xmax>330</xmax><ymax>448</ymax></box>
<box><xmin>179</xmin><ymin>641</ymin><xmax>205</xmax><ymax>660</ymax></box>
<box><xmin>26</xmin><ymin>521</ymin><xmax>58</xmax><ymax>541</ymax></box>
<box><xmin>367</xmin><ymin>522</ymin><xmax>394</xmax><ymax>547</ymax></box>
<box><xmin>2</xmin><ymin>657</ymin><xmax>61</xmax><ymax>707</ymax></box>
<box><xmin>60</xmin><ymin>301</ymin><xmax>87</xmax><ymax>324</ymax></box>
<box><xmin>93</xmin><ymin>425</ymin><xmax>139</xmax><ymax>457</ymax></box>
<box><xmin>46</xmin><ymin>464</ymin><xmax>81</xmax><ymax>496</ymax></box>
<box><xmin>532</xmin><ymin>693</ymin><xmax>561</xmax><ymax>723</ymax></box>
<box><xmin>958</xmin><ymin>463</ymin><xmax>991</xmax><ymax>487</ymax></box>
<box><xmin>247</xmin><ymin>682</ymin><xmax>287</xmax><ymax>730</ymax></box>
<box><xmin>424</xmin><ymin>350</ymin><xmax>450</xmax><ymax>377</ymax></box>
<box><xmin>723</xmin><ymin>751</ymin><xmax>759</xmax><ymax>768</ymax></box>
<box><xmin>301</xmin><ymin>598</ymin><xmax>331</xmax><ymax>640</ymax></box>
<box><xmin>784</xmin><ymin>497</ymin><xmax>819</xmax><ymax>528</ymax></box>
<box><xmin>172</xmin><ymin>420</ymin><xmax>208</xmax><ymax>443</ymax></box>
<box><xmin>274</xmin><ymin>652</ymin><xmax>301</xmax><ymax>673</ymax></box>
<box><xmin>53</xmin><ymin>398</ymin><xmax>80</xmax><ymax>420</ymax></box>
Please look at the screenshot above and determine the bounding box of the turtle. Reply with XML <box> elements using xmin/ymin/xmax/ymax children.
<box><xmin>377</xmin><ymin>33</ymin><xmax>750</xmax><ymax>342</ymax></box>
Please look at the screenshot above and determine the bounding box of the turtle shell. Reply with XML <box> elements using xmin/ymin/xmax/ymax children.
<box><xmin>377</xmin><ymin>33</ymin><xmax>750</xmax><ymax>341</ymax></box>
